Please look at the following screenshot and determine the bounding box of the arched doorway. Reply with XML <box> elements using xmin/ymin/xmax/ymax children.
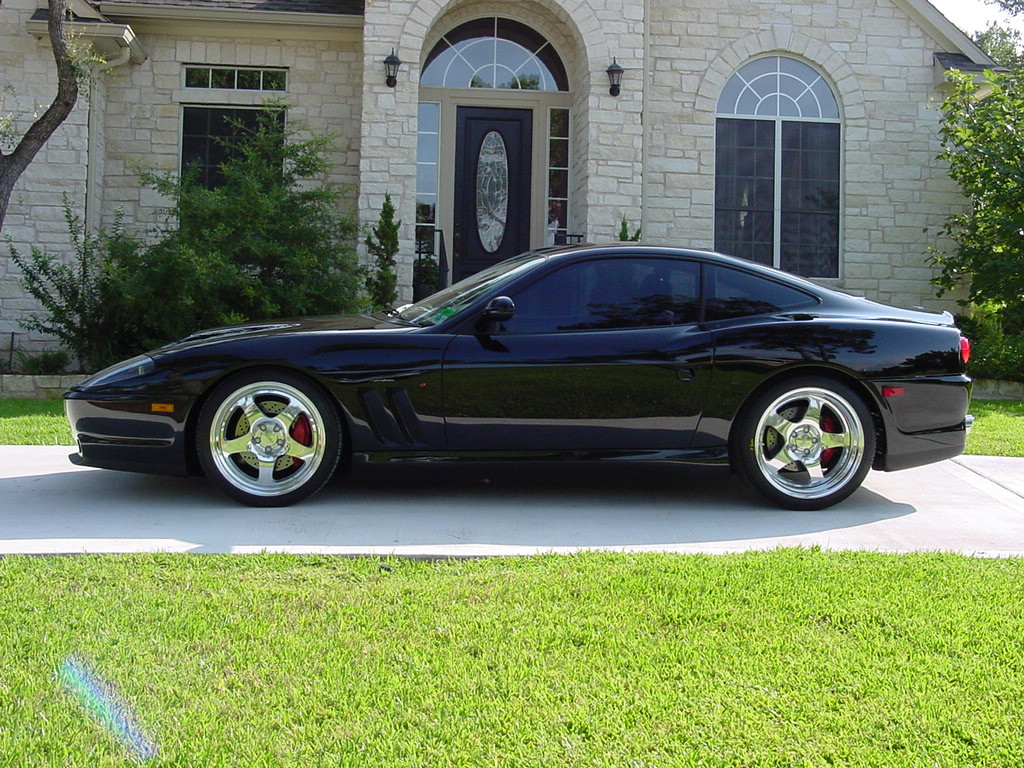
<box><xmin>418</xmin><ymin>17</ymin><xmax>573</xmax><ymax>282</ymax></box>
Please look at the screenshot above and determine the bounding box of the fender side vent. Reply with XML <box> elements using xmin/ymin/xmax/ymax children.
<box><xmin>357</xmin><ymin>386</ymin><xmax>427</xmax><ymax>447</ymax></box>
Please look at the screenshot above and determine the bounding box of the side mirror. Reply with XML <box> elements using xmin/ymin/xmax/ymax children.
<box><xmin>483</xmin><ymin>296</ymin><xmax>515</xmax><ymax>321</ymax></box>
<box><xmin>476</xmin><ymin>296</ymin><xmax>515</xmax><ymax>335</ymax></box>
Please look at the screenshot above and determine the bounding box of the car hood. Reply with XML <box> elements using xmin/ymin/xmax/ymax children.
<box><xmin>154</xmin><ymin>313</ymin><xmax>410</xmax><ymax>354</ymax></box>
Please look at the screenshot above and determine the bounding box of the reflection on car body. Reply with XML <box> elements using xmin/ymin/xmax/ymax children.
<box><xmin>65</xmin><ymin>245</ymin><xmax>973</xmax><ymax>510</ymax></box>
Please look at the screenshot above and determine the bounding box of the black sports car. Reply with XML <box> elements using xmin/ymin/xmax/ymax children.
<box><xmin>64</xmin><ymin>245</ymin><xmax>973</xmax><ymax>510</ymax></box>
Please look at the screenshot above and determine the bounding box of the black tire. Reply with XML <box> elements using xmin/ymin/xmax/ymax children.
<box><xmin>196</xmin><ymin>369</ymin><xmax>342</xmax><ymax>506</ymax></box>
<box><xmin>733</xmin><ymin>376</ymin><xmax>875</xmax><ymax>510</ymax></box>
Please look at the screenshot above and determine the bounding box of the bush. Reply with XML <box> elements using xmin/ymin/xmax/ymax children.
<box><xmin>618</xmin><ymin>215</ymin><xmax>641</xmax><ymax>242</ymax></box>
<box><xmin>957</xmin><ymin>303</ymin><xmax>1024</xmax><ymax>383</ymax></box>
<box><xmin>8</xmin><ymin>203</ymin><xmax>148</xmax><ymax>371</ymax></box>
<box><xmin>11</xmin><ymin>114</ymin><xmax>362</xmax><ymax>371</ymax></box>
<box><xmin>365</xmin><ymin>192</ymin><xmax>400</xmax><ymax>309</ymax></box>
<box><xmin>16</xmin><ymin>349</ymin><xmax>69</xmax><ymax>375</ymax></box>
<box><xmin>139</xmin><ymin>110</ymin><xmax>362</xmax><ymax>325</ymax></box>
<box><xmin>413</xmin><ymin>256</ymin><xmax>440</xmax><ymax>290</ymax></box>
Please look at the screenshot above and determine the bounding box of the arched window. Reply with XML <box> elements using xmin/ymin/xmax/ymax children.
<box><xmin>421</xmin><ymin>18</ymin><xmax>568</xmax><ymax>91</ymax></box>
<box><xmin>715</xmin><ymin>56</ymin><xmax>841</xmax><ymax>278</ymax></box>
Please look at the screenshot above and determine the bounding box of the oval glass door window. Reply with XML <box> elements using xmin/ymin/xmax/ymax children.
<box><xmin>476</xmin><ymin>131</ymin><xmax>509</xmax><ymax>253</ymax></box>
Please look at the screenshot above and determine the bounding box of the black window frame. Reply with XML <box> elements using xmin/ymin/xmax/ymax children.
<box><xmin>180</xmin><ymin>106</ymin><xmax>285</xmax><ymax>190</ymax></box>
<box><xmin>183</xmin><ymin>66</ymin><xmax>287</xmax><ymax>92</ymax></box>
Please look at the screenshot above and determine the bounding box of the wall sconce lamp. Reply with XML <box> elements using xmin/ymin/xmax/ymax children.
<box><xmin>384</xmin><ymin>48</ymin><xmax>402</xmax><ymax>88</ymax></box>
<box><xmin>606</xmin><ymin>58</ymin><xmax>623</xmax><ymax>97</ymax></box>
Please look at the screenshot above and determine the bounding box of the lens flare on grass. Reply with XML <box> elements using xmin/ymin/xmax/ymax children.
<box><xmin>58</xmin><ymin>655</ymin><xmax>158</xmax><ymax>761</ymax></box>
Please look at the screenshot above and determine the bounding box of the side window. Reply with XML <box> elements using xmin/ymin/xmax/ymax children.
<box><xmin>503</xmin><ymin>258</ymin><xmax>700</xmax><ymax>333</ymax></box>
<box><xmin>705</xmin><ymin>265</ymin><xmax>817</xmax><ymax>321</ymax></box>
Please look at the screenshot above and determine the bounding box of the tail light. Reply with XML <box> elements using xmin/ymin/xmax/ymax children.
<box><xmin>960</xmin><ymin>336</ymin><xmax>971</xmax><ymax>367</ymax></box>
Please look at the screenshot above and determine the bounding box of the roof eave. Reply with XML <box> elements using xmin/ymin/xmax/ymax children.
<box><xmin>895</xmin><ymin>0</ymin><xmax>998</xmax><ymax>68</ymax></box>
<box><xmin>26</xmin><ymin>16</ymin><xmax>147</xmax><ymax>64</ymax></box>
<box><xmin>96</xmin><ymin>2</ymin><xmax>363</xmax><ymax>28</ymax></box>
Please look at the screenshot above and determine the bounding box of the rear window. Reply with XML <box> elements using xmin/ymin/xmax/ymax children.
<box><xmin>705</xmin><ymin>266</ymin><xmax>817</xmax><ymax>321</ymax></box>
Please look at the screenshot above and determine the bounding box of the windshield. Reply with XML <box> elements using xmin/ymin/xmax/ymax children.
<box><xmin>397</xmin><ymin>252</ymin><xmax>547</xmax><ymax>327</ymax></box>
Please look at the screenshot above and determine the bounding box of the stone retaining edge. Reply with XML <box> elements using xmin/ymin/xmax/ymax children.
<box><xmin>972</xmin><ymin>378</ymin><xmax>1024</xmax><ymax>401</ymax></box>
<box><xmin>0</xmin><ymin>375</ymin><xmax>85</xmax><ymax>399</ymax></box>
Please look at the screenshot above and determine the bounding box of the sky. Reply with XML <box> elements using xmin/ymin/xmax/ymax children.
<box><xmin>928</xmin><ymin>0</ymin><xmax>1024</xmax><ymax>36</ymax></box>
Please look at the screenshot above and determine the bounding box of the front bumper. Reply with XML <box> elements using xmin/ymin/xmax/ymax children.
<box><xmin>64</xmin><ymin>393</ymin><xmax>192</xmax><ymax>476</ymax></box>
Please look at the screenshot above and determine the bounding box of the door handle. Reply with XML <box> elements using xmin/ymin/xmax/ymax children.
<box><xmin>676</xmin><ymin>367</ymin><xmax>696</xmax><ymax>382</ymax></box>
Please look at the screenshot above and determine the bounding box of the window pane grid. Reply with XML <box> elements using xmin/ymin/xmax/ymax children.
<box><xmin>180</xmin><ymin>106</ymin><xmax>282</xmax><ymax>189</ymax></box>
<box><xmin>715</xmin><ymin>58</ymin><xmax>840</xmax><ymax>278</ymax></box>
<box><xmin>715</xmin><ymin>118</ymin><xmax>775</xmax><ymax>267</ymax></box>
<box><xmin>717</xmin><ymin>56</ymin><xmax>838</xmax><ymax>120</ymax></box>
<box><xmin>184</xmin><ymin>66</ymin><xmax>287</xmax><ymax>92</ymax></box>
<box><xmin>416</xmin><ymin>103</ymin><xmax>441</xmax><ymax>257</ymax></box>
<box><xmin>546</xmin><ymin>108</ymin><xmax>571</xmax><ymax>245</ymax></box>
<box><xmin>421</xmin><ymin>17</ymin><xmax>568</xmax><ymax>91</ymax></box>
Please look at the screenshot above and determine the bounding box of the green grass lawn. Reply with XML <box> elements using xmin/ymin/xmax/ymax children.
<box><xmin>0</xmin><ymin>551</ymin><xmax>1022</xmax><ymax>767</ymax></box>
<box><xmin>3</xmin><ymin>397</ymin><xmax>1021</xmax><ymax>456</ymax></box>
<box><xmin>964</xmin><ymin>399</ymin><xmax>1024</xmax><ymax>457</ymax></box>
<box><xmin>0</xmin><ymin>398</ymin><xmax>71</xmax><ymax>445</ymax></box>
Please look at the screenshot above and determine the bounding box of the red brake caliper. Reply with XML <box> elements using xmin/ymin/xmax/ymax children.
<box><xmin>289</xmin><ymin>413</ymin><xmax>312</xmax><ymax>468</ymax></box>
<box><xmin>820</xmin><ymin>413</ymin><xmax>838</xmax><ymax>467</ymax></box>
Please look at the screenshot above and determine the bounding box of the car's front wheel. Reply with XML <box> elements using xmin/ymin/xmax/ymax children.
<box><xmin>734</xmin><ymin>377</ymin><xmax>875</xmax><ymax>510</ymax></box>
<box><xmin>196</xmin><ymin>370</ymin><xmax>342</xmax><ymax>506</ymax></box>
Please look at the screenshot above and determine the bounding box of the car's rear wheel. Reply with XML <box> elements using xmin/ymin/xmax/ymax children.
<box><xmin>196</xmin><ymin>370</ymin><xmax>341</xmax><ymax>506</ymax></box>
<box><xmin>734</xmin><ymin>377</ymin><xmax>875</xmax><ymax>510</ymax></box>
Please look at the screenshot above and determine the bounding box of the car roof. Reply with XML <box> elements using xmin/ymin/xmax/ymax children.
<box><xmin>532</xmin><ymin>243</ymin><xmax>829</xmax><ymax>295</ymax></box>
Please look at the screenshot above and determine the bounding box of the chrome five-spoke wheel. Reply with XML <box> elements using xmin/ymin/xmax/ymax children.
<box><xmin>735</xmin><ymin>378</ymin><xmax>875</xmax><ymax>510</ymax></box>
<box><xmin>197</xmin><ymin>371</ymin><xmax>341</xmax><ymax>506</ymax></box>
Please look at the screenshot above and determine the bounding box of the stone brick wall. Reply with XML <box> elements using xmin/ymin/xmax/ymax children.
<box><xmin>362</xmin><ymin>0</ymin><xmax>970</xmax><ymax>311</ymax></box>
<box><xmin>97</xmin><ymin>23</ymin><xmax>363</xmax><ymax>232</ymax></box>
<box><xmin>654</xmin><ymin>0</ymin><xmax>968</xmax><ymax>311</ymax></box>
<box><xmin>357</xmin><ymin>0</ymin><xmax>419</xmax><ymax>301</ymax></box>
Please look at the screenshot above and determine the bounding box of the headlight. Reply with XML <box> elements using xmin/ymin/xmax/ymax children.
<box><xmin>78</xmin><ymin>354</ymin><xmax>157</xmax><ymax>388</ymax></box>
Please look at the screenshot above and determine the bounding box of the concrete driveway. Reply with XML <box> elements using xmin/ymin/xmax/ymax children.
<box><xmin>2</xmin><ymin>446</ymin><xmax>1022</xmax><ymax>557</ymax></box>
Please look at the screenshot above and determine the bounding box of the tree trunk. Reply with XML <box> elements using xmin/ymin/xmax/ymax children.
<box><xmin>0</xmin><ymin>0</ymin><xmax>80</xmax><ymax>232</ymax></box>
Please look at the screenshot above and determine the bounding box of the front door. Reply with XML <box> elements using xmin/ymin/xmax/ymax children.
<box><xmin>453</xmin><ymin>107</ymin><xmax>533</xmax><ymax>282</ymax></box>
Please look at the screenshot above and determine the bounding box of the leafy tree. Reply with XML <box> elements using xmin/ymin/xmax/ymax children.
<box><xmin>990</xmin><ymin>0</ymin><xmax>1024</xmax><ymax>15</ymax></box>
<box><xmin>364</xmin><ymin>192</ymin><xmax>400</xmax><ymax>309</ymax></box>
<box><xmin>0</xmin><ymin>0</ymin><xmax>81</xmax><ymax>231</ymax></box>
<box><xmin>930</xmin><ymin>70</ymin><xmax>1024</xmax><ymax>316</ymax></box>
<box><xmin>973</xmin><ymin>22</ymin><xmax>1024</xmax><ymax>70</ymax></box>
